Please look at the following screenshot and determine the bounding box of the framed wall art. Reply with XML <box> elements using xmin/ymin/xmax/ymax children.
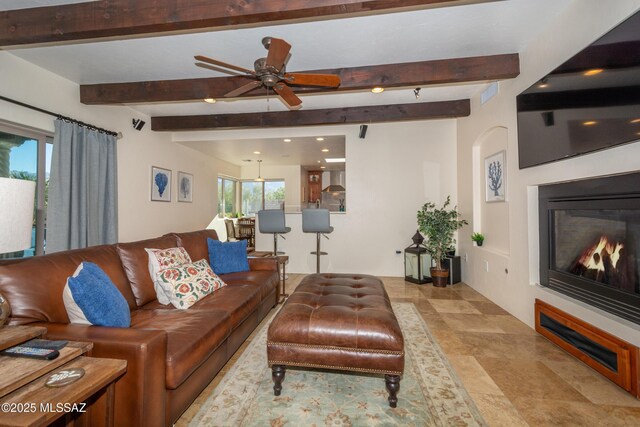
<box><xmin>485</xmin><ymin>150</ymin><xmax>506</xmax><ymax>202</ymax></box>
<box><xmin>177</xmin><ymin>171</ymin><xmax>193</xmax><ymax>203</ymax></box>
<box><xmin>151</xmin><ymin>166</ymin><xmax>171</xmax><ymax>202</ymax></box>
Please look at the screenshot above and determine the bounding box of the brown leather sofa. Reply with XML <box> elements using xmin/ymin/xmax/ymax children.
<box><xmin>0</xmin><ymin>229</ymin><xmax>279</xmax><ymax>426</ymax></box>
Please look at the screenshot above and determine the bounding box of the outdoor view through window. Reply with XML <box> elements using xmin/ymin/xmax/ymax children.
<box><xmin>0</xmin><ymin>127</ymin><xmax>52</xmax><ymax>258</ymax></box>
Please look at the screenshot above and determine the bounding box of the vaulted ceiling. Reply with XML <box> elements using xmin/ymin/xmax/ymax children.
<box><xmin>0</xmin><ymin>0</ymin><xmax>573</xmax><ymax>131</ymax></box>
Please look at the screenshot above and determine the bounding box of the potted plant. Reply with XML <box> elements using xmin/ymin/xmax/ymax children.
<box><xmin>471</xmin><ymin>232</ymin><xmax>485</xmax><ymax>247</ymax></box>
<box><xmin>417</xmin><ymin>196</ymin><xmax>467</xmax><ymax>287</ymax></box>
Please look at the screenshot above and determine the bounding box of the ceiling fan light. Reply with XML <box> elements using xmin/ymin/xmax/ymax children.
<box><xmin>204</xmin><ymin>98</ymin><xmax>216</xmax><ymax>103</ymax></box>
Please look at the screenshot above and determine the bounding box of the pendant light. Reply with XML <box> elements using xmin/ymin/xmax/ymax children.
<box><xmin>254</xmin><ymin>159</ymin><xmax>265</xmax><ymax>182</ymax></box>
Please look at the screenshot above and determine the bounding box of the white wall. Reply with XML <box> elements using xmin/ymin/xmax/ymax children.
<box><xmin>0</xmin><ymin>52</ymin><xmax>222</xmax><ymax>243</ymax></box>
<box><xmin>457</xmin><ymin>0</ymin><xmax>640</xmax><ymax>345</ymax></box>
<box><xmin>174</xmin><ymin>120</ymin><xmax>458</xmax><ymax>276</ymax></box>
<box><xmin>239</xmin><ymin>164</ymin><xmax>302</xmax><ymax>212</ymax></box>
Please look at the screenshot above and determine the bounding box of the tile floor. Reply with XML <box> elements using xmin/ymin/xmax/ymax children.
<box><xmin>177</xmin><ymin>275</ymin><xmax>640</xmax><ymax>426</ymax></box>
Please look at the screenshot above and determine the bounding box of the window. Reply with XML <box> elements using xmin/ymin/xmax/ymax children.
<box><xmin>241</xmin><ymin>181</ymin><xmax>263</xmax><ymax>217</ymax></box>
<box><xmin>265</xmin><ymin>181</ymin><xmax>285</xmax><ymax>209</ymax></box>
<box><xmin>0</xmin><ymin>123</ymin><xmax>52</xmax><ymax>258</ymax></box>
<box><xmin>241</xmin><ymin>180</ymin><xmax>285</xmax><ymax>216</ymax></box>
<box><xmin>217</xmin><ymin>176</ymin><xmax>237</xmax><ymax>216</ymax></box>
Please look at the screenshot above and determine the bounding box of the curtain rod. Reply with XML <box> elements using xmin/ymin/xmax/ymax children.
<box><xmin>0</xmin><ymin>94</ymin><xmax>119</xmax><ymax>137</ymax></box>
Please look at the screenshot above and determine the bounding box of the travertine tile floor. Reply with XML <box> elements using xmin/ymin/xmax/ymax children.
<box><xmin>177</xmin><ymin>275</ymin><xmax>640</xmax><ymax>426</ymax></box>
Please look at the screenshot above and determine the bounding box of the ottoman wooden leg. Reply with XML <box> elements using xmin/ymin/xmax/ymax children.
<box><xmin>272</xmin><ymin>365</ymin><xmax>286</xmax><ymax>396</ymax></box>
<box><xmin>385</xmin><ymin>374</ymin><xmax>401</xmax><ymax>408</ymax></box>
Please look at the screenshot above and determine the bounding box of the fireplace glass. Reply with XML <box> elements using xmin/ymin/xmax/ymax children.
<box><xmin>552</xmin><ymin>209</ymin><xmax>640</xmax><ymax>296</ymax></box>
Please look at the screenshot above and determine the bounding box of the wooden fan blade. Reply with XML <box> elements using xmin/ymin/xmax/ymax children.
<box><xmin>224</xmin><ymin>80</ymin><xmax>263</xmax><ymax>98</ymax></box>
<box><xmin>285</xmin><ymin>73</ymin><xmax>341</xmax><ymax>87</ymax></box>
<box><xmin>266</xmin><ymin>38</ymin><xmax>291</xmax><ymax>72</ymax></box>
<box><xmin>195</xmin><ymin>62</ymin><xmax>246</xmax><ymax>77</ymax></box>
<box><xmin>194</xmin><ymin>55</ymin><xmax>255</xmax><ymax>75</ymax></box>
<box><xmin>274</xmin><ymin>83</ymin><xmax>302</xmax><ymax>109</ymax></box>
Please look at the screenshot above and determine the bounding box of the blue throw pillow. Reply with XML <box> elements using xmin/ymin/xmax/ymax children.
<box><xmin>63</xmin><ymin>262</ymin><xmax>131</xmax><ymax>327</ymax></box>
<box><xmin>207</xmin><ymin>238</ymin><xmax>250</xmax><ymax>275</ymax></box>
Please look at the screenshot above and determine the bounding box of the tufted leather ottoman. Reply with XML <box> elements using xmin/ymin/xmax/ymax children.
<box><xmin>267</xmin><ymin>273</ymin><xmax>404</xmax><ymax>407</ymax></box>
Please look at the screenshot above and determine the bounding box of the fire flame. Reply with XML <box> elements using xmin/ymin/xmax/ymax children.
<box><xmin>578</xmin><ymin>235</ymin><xmax>624</xmax><ymax>272</ymax></box>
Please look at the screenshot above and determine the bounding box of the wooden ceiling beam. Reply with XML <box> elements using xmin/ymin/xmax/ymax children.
<box><xmin>0</xmin><ymin>0</ymin><xmax>498</xmax><ymax>48</ymax></box>
<box><xmin>81</xmin><ymin>53</ymin><xmax>519</xmax><ymax>104</ymax></box>
<box><xmin>151</xmin><ymin>100</ymin><xmax>470</xmax><ymax>131</ymax></box>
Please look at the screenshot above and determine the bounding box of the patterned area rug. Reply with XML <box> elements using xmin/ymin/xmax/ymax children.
<box><xmin>189</xmin><ymin>303</ymin><xmax>486</xmax><ymax>426</ymax></box>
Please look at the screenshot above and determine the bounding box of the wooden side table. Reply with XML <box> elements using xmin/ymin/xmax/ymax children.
<box><xmin>0</xmin><ymin>326</ymin><xmax>127</xmax><ymax>427</ymax></box>
<box><xmin>248</xmin><ymin>252</ymin><xmax>289</xmax><ymax>303</ymax></box>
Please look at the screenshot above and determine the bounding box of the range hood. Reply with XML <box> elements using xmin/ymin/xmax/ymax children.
<box><xmin>322</xmin><ymin>170</ymin><xmax>346</xmax><ymax>192</ymax></box>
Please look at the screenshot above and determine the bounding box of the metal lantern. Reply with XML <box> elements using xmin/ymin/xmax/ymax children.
<box><xmin>404</xmin><ymin>230</ymin><xmax>432</xmax><ymax>284</ymax></box>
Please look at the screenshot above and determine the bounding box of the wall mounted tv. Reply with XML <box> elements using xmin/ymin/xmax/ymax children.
<box><xmin>517</xmin><ymin>10</ymin><xmax>640</xmax><ymax>169</ymax></box>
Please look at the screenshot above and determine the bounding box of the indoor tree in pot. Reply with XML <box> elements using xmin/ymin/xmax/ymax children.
<box><xmin>417</xmin><ymin>196</ymin><xmax>467</xmax><ymax>287</ymax></box>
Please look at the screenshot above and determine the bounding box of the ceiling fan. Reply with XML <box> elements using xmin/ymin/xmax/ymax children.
<box><xmin>195</xmin><ymin>37</ymin><xmax>341</xmax><ymax>110</ymax></box>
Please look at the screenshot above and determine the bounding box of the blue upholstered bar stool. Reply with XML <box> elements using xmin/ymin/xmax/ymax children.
<box><xmin>302</xmin><ymin>209</ymin><xmax>334</xmax><ymax>273</ymax></box>
<box><xmin>257</xmin><ymin>209</ymin><xmax>291</xmax><ymax>256</ymax></box>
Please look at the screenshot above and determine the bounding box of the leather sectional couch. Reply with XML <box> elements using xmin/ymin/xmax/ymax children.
<box><xmin>0</xmin><ymin>229</ymin><xmax>279</xmax><ymax>426</ymax></box>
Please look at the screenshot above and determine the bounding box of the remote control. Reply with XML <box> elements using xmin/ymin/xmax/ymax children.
<box><xmin>25</xmin><ymin>339</ymin><xmax>68</xmax><ymax>350</ymax></box>
<box><xmin>1</xmin><ymin>346</ymin><xmax>60</xmax><ymax>360</ymax></box>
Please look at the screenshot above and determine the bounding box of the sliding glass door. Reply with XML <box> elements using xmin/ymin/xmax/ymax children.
<box><xmin>0</xmin><ymin>123</ymin><xmax>52</xmax><ymax>258</ymax></box>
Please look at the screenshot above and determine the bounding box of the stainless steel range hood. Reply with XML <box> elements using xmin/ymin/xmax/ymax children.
<box><xmin>322</xmin><ymin>170</ymin><xmax>345</xmax><ymax>192</ymax></box>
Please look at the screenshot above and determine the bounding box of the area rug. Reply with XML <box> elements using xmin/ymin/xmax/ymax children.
<box><xmin>189</xmin><ymin>303</ymin><xmax>486</xmax><ymax>426</ymax></box>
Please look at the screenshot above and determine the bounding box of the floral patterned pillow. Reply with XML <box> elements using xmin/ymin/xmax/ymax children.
<box><xmin>156</xmin><ymin>259</ymin><xmax>227</xmax><ymax>309</ymax></box>
<box><xmin>145</xmin><ymin>247</ymin><xmax>192</xmax><ymax>305</ymax></box>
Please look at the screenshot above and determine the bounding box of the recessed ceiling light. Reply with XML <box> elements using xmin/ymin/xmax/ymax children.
<box><xmin>320</xmin><ymin>166</ymin><xmax>326</xmax><ymax>169</ymax></box>
<box><xmin>371</xmin><ymin>87</ymin><xmax>384</xmax><ymax>94</ymax></box>
<box><xmin>316</xmin><ymin>137</ymin><xmax>324</xmax><ymax>141</ymax></box>
<box><xmin>631</xmin><ymin>118</ymin><xmax>640</xmax><ymax>124</ymax></box>
<box><xmin>584</xmin><ymin>69</ymin><xmax>603</xmax><ymax>76</ymax></box>
<box><xmin>325</xmin><ymin>158</ymin><xmax>346</xmax><ymax>163</ymax></box>
<box><xmin>284</xmin><ymin>138</ymin><xmax>292</xmax><ymax>142</ymax></box>
<box><xmin>204</xmin><ymin>98</ymin><xmax>216</xmax><ymax>103</ymax></box>
<box><xmin>253</xmin><ymin>151</ymin><xmax>261</xmax><ymax>154</ymax></box>
<box><xmin>582</xmin><ymin>121</ymin><xmax>597</xmax><ymax>126</ymax></box>
<box><xmin>321</xmin><ymin>148</ymin><xmax>329</xmax><ymax>152</ymax></box>
<box><xmin>317</xmin><ymin>160</ymin><xmax>321</xmax><ymax>163</ymax></box>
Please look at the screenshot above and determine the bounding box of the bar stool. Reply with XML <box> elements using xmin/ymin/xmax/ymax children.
<box><xmin>302</xmin><ymin>209</ymin><xmax>334</xmax><ymax>273</ymax></box>
<box><xmin>257</xmin><ymin>209</ymin><xmax>291</xmax><ymax>256</ymax></box>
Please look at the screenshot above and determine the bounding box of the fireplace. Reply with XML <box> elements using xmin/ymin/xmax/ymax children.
<box><xmin>539</xmin><ymin>172</ymin><xmax>640</xmax><ymax>325</ymax></box>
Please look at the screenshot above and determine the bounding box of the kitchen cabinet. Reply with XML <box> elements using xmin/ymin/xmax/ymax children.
<box><xmin>308</xmin><ymin>171</ymin><xmax>323</xmax><ymax>203</ymax></box>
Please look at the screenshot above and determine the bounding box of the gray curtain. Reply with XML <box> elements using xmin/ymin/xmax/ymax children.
<box><xmin>47</xmin><ymin>119</ymin><xmax>118</xmax><ymax>252</ymax></box>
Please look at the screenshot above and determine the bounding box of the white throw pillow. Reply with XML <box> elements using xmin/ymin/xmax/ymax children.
<box><xmin>63</xmin><ymin>263</ymin><xmax>90</xmax><ymax>325</ymax></box>
<box><xmin>145</xmin><ymin>247</ymin><xmax>192</xmax><ymax>305</ymax></box>
<box><xmin>155</xmin><ymin>259</ymin><xmax>227</xmax><ymax>309</ymax></box>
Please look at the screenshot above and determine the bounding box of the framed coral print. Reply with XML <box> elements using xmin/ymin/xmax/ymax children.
<box><xmin>151</xmin><ymin>166</ymin><xmax>171</xmax><ymax>202</ymax></box>
<box><xmin>177</xmin><ymin>171</ymin><xmax>193</xmax><ymax>203</ymax></box>
<box><xmin>485</xmin><ymin>150</ymin><xmax>506</xmax><ymax>202</ymax></box>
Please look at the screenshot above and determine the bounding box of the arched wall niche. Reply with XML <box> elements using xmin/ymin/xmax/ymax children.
<box><xmin>472</xmin><ymin>126</ymin><xmax>510</xmax><ymax>254</ymax></box>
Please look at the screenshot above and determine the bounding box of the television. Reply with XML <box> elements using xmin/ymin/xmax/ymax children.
<box><xmin>517</xmin><ymin>10</ymin><xmax>640</xmax><ymax>169</ymax></box>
